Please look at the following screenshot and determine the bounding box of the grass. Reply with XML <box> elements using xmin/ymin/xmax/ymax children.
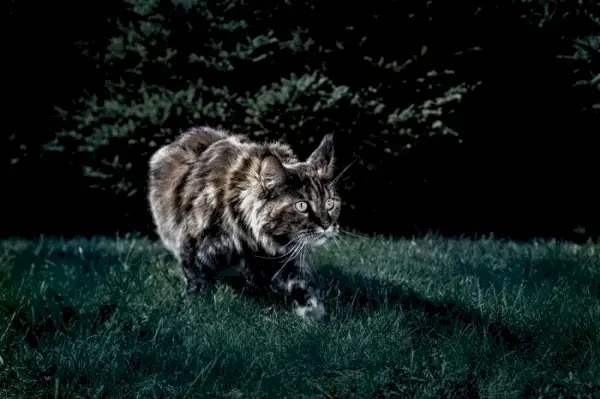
<box><xmin>0</xmin><ymin>234</ymin><xmax>599</xmax><ymax>398</ymax></box>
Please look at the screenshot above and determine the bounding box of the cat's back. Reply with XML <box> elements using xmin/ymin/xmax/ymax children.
<box><xmin>147</xmin><ymin>127</ymin><xmax>235</xmax><ymax>242</ymax></box>
<box><xmin>148</xmin><ymin>127</ymin><xmax>228</xmax><ymax>179</ymax></box>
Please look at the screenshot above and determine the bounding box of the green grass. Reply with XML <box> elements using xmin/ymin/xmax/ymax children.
<box><xmin>1</xmin><ymin>234</ymin><xmax>599</xmax><ymax>398</ymax></box>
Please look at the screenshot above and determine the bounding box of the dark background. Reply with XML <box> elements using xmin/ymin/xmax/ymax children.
<box><xmin>4</xmin><ymin>0</ymin><xmax>599</xmax><ymax>242</ymax></box>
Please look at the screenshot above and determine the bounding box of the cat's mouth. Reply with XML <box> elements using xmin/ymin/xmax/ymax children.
<box><xmin>313</xmin><ymin>236</ymin><xmax>328</xmax><ymax>247</ymax></box>
<box><xmin>312</xmin><ymin>226</ymin><xmax>337</xmax><ymax>247</ymax></box>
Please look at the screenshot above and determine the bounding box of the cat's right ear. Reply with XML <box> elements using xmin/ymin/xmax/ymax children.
<box><xmin>260</xmin><ymin>155</ymin><xmax>287</xmax><ymax>190</ymax></box>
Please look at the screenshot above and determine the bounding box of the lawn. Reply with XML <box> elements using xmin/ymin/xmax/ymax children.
<box><xmin>0</xmin><ymin>234</ymin><xmax>599</xmax><ymax>398</ymax></box>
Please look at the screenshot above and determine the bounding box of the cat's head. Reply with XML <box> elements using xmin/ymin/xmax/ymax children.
<box><xmin>258</xmin><ymin>134</ymin><xmax>342</xmax><ymax>252</ymax></box>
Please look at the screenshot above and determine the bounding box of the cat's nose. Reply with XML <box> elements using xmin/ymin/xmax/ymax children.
<box><xmin>326</xmin><ymin>221</ymin><xmax>338</xmax><ymax>230</ymax></box>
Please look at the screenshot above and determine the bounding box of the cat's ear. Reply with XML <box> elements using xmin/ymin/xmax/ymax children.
<box><xmin>260</xmin><ymin>155</ymin><xmax>287</xmax><ymax>190</ymax></box>
<box><xmin>307</xmin><ymin>133</ymin><xmax>335</xmax><ymax>179</ymax></box>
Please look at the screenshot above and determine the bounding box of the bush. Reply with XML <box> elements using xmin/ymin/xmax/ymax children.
<box><xmin>7</xmin><ymin>0</ymin><xmax>600</xmax><ymax>238</ymax></box>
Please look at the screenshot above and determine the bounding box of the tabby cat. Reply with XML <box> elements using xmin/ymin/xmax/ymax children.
<box><xmin>147</xmin><ymin>126</ymin><xmax>341</xmax><ymax>322</ymax></box>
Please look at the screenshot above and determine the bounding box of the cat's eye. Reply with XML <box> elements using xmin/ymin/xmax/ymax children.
<box><xmin>325</xmin><ymin>198</ymin><xmax>335</xmax><ymax>210</ymax></box>
<box><xmin>295</xmin><ymin>201</ymin><xmax>308</xmax><ymax>213</ymax></box>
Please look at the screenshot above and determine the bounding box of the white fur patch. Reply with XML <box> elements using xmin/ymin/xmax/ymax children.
<box><xmin>313</xmin><ymin>236</ymin><xmax>327</xmax><ymax>247</ymax></box>
<box><xmin>286</xmin><ymin>279</ymin><xmax>307</xmax><ymax>292</ymax></box>
<box><xmin>294</xmin><ymin>297</ymin><xmax>328</xmax><ymax>323</ymax></box>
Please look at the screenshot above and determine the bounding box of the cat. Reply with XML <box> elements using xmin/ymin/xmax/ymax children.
<box><xmin>147</xmin><ymin>126</ymin><xmax>341</xmax><ymax>323</ymax></box>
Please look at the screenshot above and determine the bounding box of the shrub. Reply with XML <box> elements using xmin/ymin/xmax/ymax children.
<box><xmin>7</xmin><ymin>0</ymin><xmax>597</xmax><ymax>237</ymax></box>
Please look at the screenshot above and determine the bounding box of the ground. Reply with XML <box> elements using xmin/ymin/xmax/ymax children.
<box><xmin>0</xmin><ymin>234</ymin><xmax>599</xmax><ymax>398</ymax></box>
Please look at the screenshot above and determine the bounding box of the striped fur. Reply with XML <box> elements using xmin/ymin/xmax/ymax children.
<box><xmin>147</xmin><ymin>126</ymin><xmax>341</xmax><ymax>322</ymax></box>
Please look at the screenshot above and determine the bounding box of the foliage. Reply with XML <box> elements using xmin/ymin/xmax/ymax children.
<box><xmin>5</xmin><ymin>0</ymin><xmax>600</xmax><ymax>237</ymax></box>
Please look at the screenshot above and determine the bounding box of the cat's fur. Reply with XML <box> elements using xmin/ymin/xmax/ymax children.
<box><xmin>147</xmin><ymin>126</ymin><xmax>341</xmax><ymax>322</ymax></box>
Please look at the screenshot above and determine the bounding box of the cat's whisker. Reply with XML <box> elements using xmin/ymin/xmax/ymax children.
<box><xmin>256</xmin><ymin>233</ymin><xmax>311</xmax><ymax>260</ymax></box>
<box><xmin>331</xmin><ymin>235</ymin><xmax>343</xmax><ymax>253</ymax></box>
<box><xmin>285</xmin><ymin>241</ymin><xmax>305</xmax><ymax>264</ymax></box>
<box><xmin>340</xmin><ymin>229</ymin><xmax>369</xmax><ymax>240</ymax></box>
<box><xmin>281</xmin><ymin>240</ymin><xmax>304</xmax><ymax>264</ymax></box>
<box><xmin>272</xmin><ymin>237</ymin><xmax>310</xmax><ymax>280</ymax></box>
<box><xmin>336</xmin><ymin>234</ymin><xmax>352</xmax><ymax>250</ymax></box>
<box><xmin>274</xmin><ymin>240</ymin><xmax>304</xmax><ymax>259</ymax></box>
<box><xmin>300</xmin><ymin>246</ymin><xmax>309</xmax><ymax>272</ymax></box>
<box><xmin>297</xmin><ymin>232</ymin><xmax>319</xmax><ymax>267</ymax></box>
<box><xmin>302</xmin><ymin>237</ymin><xmax>315</xmax><ymax>272</ymax></box>
<box><xmin>329</xmin><ymin>157</ymin><xmax>357</xmax><ymax>188</ymax></box>
<box><xmin>270</xmin><ymin>231</ymin><xmax>319</xmax><ymax>281</ymax></box>
<box><xmin>282</xmin><ymin>234</ymin><xmax>312</xmax><ymax>264</ymax></box>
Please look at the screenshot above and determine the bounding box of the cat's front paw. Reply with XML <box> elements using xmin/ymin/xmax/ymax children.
<box><xmin>293</xmin><ymin>297</ymin><xmax>329</xmax><ymax>323</ymax></box>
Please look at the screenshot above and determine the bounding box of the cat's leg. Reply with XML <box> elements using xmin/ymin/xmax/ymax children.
<box><xmin>270</xmin><ymin>259</ymin><xmax>328</xmax><ymax>323</ymax></box>
<box><xmin>180</xmin><ymin>235</ymin><xmax>217</xmax><ymax>295</ymax></box>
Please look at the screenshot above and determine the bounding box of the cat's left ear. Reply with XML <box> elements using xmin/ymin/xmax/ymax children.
<box><xmin>307</xmin><ymin>133</ymin><xmax>335</xmax><ymax>179</ymax></box>
<box><xmin>260</xmin><ymin>155</ymin><xmax>287</xmax><ymax>191</ymax></box>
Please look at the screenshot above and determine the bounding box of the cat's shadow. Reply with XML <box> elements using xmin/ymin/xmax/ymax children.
<box><xmin>220</xmin><ymin>262</ymin><xmax>530</xmax><ymax>353</ymax></box>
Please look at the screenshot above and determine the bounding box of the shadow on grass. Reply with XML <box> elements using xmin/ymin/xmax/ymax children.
<box><xmin>217</xmin><ymin>262</ymin><xmax>600</xmax><ymax>397</ymax></box>
<box><xmin>218</xmin><ymin>263</ymin><xmax>533</xmax><ymax>355</ymax></box>
<box><xmin>315</xmin><ymin>264</ymin><xmax>598</xmax><ymax>375</ymax></box>
<box><xmin>320</xmin><ymin>264</ymin><xmax>529</xmax><ymax>348</ymax></box>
